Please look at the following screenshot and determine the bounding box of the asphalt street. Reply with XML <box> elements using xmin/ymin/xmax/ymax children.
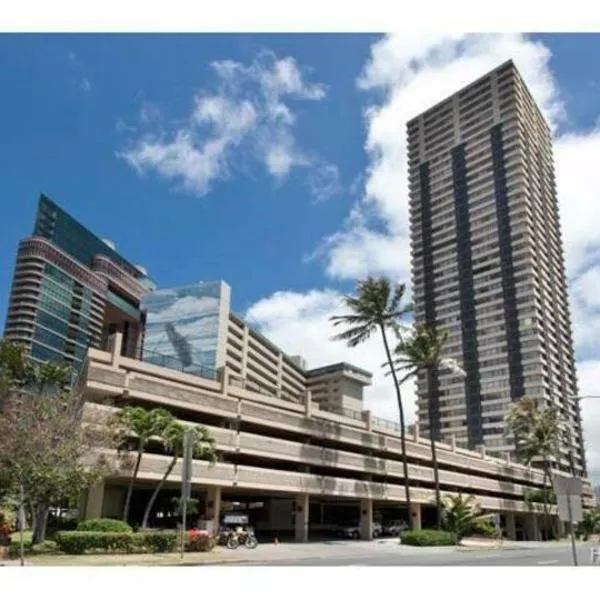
<box><xmin>212</xmin><ymin>544</ymin><xmax>600</xmax><ymax>567</ymax></box>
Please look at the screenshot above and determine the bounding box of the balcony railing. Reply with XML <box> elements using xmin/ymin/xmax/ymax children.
<box><xmin>372</xmin><ymin>416</ymin><xmax>403</xmax><ymax>433</ymax></box>
<box><xmin>228</xmin><ymin>374</ymin><xmax>304</xmax><ymax>404</ymax></box>
<box><xmin>142</xmin><ymin>350</ymin><xmax>218</xmax><ymax>381</ymax></box>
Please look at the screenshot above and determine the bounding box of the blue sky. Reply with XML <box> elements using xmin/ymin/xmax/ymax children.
<box><xmin>2</xmin><ymin>33</ymin><xmax>600</xmax><ymax>482</ymax></box>
<box><xmin>0</xmin><ymin>34</ymin><xmax>378</xmax><ymax>315</ymax></box>
<box><xmin>0</xmin><ymin>34</ymin><xmax>598</xmax><ymax>318</ymax></box>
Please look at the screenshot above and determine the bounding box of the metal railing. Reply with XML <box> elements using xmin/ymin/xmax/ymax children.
<box><xmin>372</xmin><ymin>416</ymin><xmax>402</xmax><ymax>433</ymax></box>
<box><xmin>228</xmin><ymin>375</ymin><xmax>303</xmax><ymax>405</ymax></box>
<box><xmin>142</xmin><ymin>350</ymin><xmax>217</xmax><ymax>381</ymax></box>
<box><xmin>325</xmin><ymin>405</ymin><xmax>364</xmax><ymax>422</ymax></box>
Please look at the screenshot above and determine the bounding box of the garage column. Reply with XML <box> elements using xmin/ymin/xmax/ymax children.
<box><xmin>294</xmin><ymin>494</ymin><xmax>310</xmax><ymax>542</ymax></box>
<box><xmin>359</xmin><ymin>498</ymin><xmax>373</xmax><ymax>541</ymax></box>
<box><xmin>205</xmin><ymin>486</ymin><xmax>222</xmax><ymax>535</ymax></box>
<box><xmin>410</xmin><ymin>503</ymin><xmax>422</xmax><ymax>531</ymax></box>
<box><xmin>505</xmin><ymin>512</ymin><xmax>517</xmax><ymax>541</ymax></box>
<box><xmin>525</xmin><ymin>513</ymin><xmax>541</xmax><ymax>541</ymax></box>
<box><xmin>84</xmin><ymin>481</ymin><xmax>105</xmax><ymax>519</ymax></box>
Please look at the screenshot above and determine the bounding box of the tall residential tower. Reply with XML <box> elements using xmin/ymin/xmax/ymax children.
<box><xmin>3</xmin><ymin>194</ymin><xmax>154</xmax><ymax>367</ymax></box>
<box><xmin>408</xmin><ymin>60</ymin><xmax>585</xmax><ymax>475</ymax></box>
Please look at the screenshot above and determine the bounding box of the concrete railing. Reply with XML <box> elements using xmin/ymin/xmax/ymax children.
<box><xmin>85</xmin><ymin>354</ymin><xmax>555</xmax><ymax>490</ymax></box>
<box><xmin>106</xmin><ymin>450</ymin><xmax>541</xmax><ymax>514</ymax></box>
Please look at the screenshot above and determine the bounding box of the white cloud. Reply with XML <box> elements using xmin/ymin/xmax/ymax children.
<box><xmin>315</xmin><ymin>33</ymin><xmax>564</xmax><ymax>282</ymax></box>
<box><xmin>308</xmin><ymin>163</ymin><xmax>343</xmax><ymax>202</ymax></box>
<box><xmin>119</xmin><ymin>50</ymin><xmax>333</xmax><ymax>199</ymax></box>
<box><xmin>574</xmin><ymin>361</ymin><xmax>600</xmax><ymax>484</ymax></box>
<box><xmin>80</xmin><ymin>77</ymin><xmax>92</xmax><ymax>92</ymax></box>
<box><xmin>248</xmin><ymin>33</ymin><xmax>600</xmax><ymax>485</ymax></box>
<box><xmin>147</xmin><ymin>295</ymin><xmax>220</xmax><ymax>324</ymax></box>
<box><xmin>245</xmin><ymin>289</ymin><xmax>418</xmax><ymax>426</ymax></box>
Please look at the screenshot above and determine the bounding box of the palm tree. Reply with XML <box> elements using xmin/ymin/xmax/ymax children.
<box><xmin>443</xmin><ymin>493</ymin><xmax>494</xmax><ymax>543</ymax></box>
<box><xmin>330</xmin><ymin>277</ymin><xmax>414</xmax><ymax>528</ymax></box>
<box><xmin>117</xmin><ymin>406</ymin><xmax>175</xmax><ymax>523</ymax></box>
<box><xmin>505</xmin><ymin>397</ymin><xmax>560</xmax><ymax>540</ymax></box>
<box><xmin>390</xmin><ymin>324</ymin><xmax>466</xmax><ymax>530</ymax></box>
<box><xmin>140</xmin><ymin>422</ymin><xmax>217</xmax><ymax>529</ymax></box>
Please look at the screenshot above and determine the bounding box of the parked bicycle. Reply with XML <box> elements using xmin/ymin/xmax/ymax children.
<box><xmin>223</xmin><ymin>526</ymin><xmax>258</xmax><ymax>549</ymax></box>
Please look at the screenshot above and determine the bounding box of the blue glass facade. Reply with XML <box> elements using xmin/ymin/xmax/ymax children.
<box><xmin>141</xmin><ymin>282</ymin><xmax>225</xmax><ymax>379</ymax></box>
<box><xmin>29</xmin><ymin>262</ymin><xmax>95</xmax><ymax>365</ymax></box>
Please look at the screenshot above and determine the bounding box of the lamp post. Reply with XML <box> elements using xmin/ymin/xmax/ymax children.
<box><xmin>561</xmin><ymin>394</ymin><xmax>596</xmax><ymax>566</ymax></box>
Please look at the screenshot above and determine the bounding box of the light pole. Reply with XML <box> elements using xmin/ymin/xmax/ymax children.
<box><xmin>562</xmin><ymin>394</ymin><xmax>596</xmax><ymax>566</ymax></box>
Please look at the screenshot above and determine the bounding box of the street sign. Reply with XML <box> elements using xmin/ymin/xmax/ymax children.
<box><xmin>553</xmin><ymin>474</ymin><xmax>583</xmax><ymax>523</ymax></box>
<box><xmin>553</xmin><ymin>474</ymin><xmax>583</xmax><ymax>496</ymax></box>
<box><xmin>181</xmin><ymin>429</ymin><xmax>195</xmax><ymax>502</ymax></box>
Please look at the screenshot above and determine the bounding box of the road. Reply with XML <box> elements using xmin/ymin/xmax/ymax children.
<box><xmin>210</xmin><ymin>543</ymin><xmax>600</xmax><ymax>567</ymax></box>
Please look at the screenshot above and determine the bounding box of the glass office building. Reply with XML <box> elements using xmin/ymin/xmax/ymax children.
<box><xmin>4</xmin><ymin>194</ymin><xmax>154</xmax><ymax>367</ymax></box>
<box><xmin>141</xmin><ymin>281</ymin><xmax>229</xmax><ymax>379</ymax></box>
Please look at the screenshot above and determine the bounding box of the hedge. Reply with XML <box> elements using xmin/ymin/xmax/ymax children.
<box><xmin>400</xmin><ymin>529</ymin><xmax>457</xmax><ymax>546</ymax></box>
<box><xmin>54</xmin><ymin>530</ymin><xmax>215</xmax><ymax>555</ymax></box>
<box><xmin>77</xmin><ymin>518</ymin><xmax>133</xmax><ymax>533</ymax></box>
<box><xmin>7</xmin><ymin>540</ymin><xmax>59</xmax><ymax>560</ymax></box>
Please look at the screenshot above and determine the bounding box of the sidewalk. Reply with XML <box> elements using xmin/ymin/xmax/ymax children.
<box><xmin>1</xmin><ymin>539</ymin><xmax>460</xmax><ymax>567</ymax></box>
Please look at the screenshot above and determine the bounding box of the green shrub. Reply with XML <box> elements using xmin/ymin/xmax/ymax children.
<box><xmin>55</xmin><ymin>531</ymin><xmax>137</xmax><ymax>554</ymax></box>
<box><xmin>400</xmin><ymin>529</ymin><xmax>457</xmax><ymax>547</ymax></box>
<box><xmin>54</xmin><ymin>530</ymin><xmax>179</xmax><ymax>555</ymax></box>
<box><xmin>77</xmin><ymin>518</ymin><xmax>132</xmax><ymax>533</ymax></box>
<box><xmin>524</xmin><ymin>489</ymin><xmax>556</xmax><ymax>505</ymax></box>
<box><xmin>470</xmin><ymin>520</ymin><xmax>497</xmax><ymax>538</ymax></box>
<box><xmin>6</xmin><ymin>539</ymin><xmax>60</xmax><ymax>559</ymax></box>
<box><xmin>186</xmin><ymin>530</ymin><xmax>216</xmax><ymax>552</ymax></box>
<box><xmin>137</xmin><ymin>531</ymin><xmax>178</xmax><ymax>553</ymax></box>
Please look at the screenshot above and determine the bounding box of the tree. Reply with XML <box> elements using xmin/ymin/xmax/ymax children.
<box><xmin>577</xmin><ymin>508</ymin><xmax>600</xmax><ymax>541</ymax></box>
<box><xmin>390</xmin><ymin>324</ymin><xmax>466</xmax><ymax>530</ymax></box>
<box><xmin>505</xmin><ymin>397</ymin><xmax>560</xmax><ymax>540</ymax></box>
<box><xmin>442</xmin><ymin>493</ymin><xmax>494</xmax><ymax>542</ymax></box>
<box><xmin>117</xmin><ymin>405</ymin><xmax>175</xmax><ymax>523</ymax></box>
<box><xmin>330</xmin><ymin>277</ymin><xmax>415</xmax><ymax>528</ymax></box>
<box><xmin>141</xmin><ymin>421</ymin><xmax>218</xmax><ymax>529</ymax></box>
<box><xmin>0</xmin><ymin>384</ymin><xmax>124</xmax><ymax>543</ymax></box>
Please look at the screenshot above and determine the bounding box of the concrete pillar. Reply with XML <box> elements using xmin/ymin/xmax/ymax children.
<box><xmin>479</xmin><ymin>444</ymin><xmax>486</xmax><ymax>460</ymax></box>
<box><xmin>450</xmin><ymin>434</ymin><xmax>456</xmax><ymax>452</ymax></box>
<box><xmin>359</xmin><ymin>498</ymin><xmax>373</xmax><ymax>541</ymax></box>
<box><xmin>85</xmin><ymin>481</ymin><xmax>105</xmax><ymax>519</ymax></box>
<box><xmin>410</xmin><ymin>503</ymin><xmax>422</xmax><ymax>531</ymax></box>
<box><xmin>294</xmin><ymin>494</ymin><xmax>310</xmax><ymax>543</ymax></box>
<box><xmin>110</xmin><ymin>332</ymin><xmax>123</xmax><ymax>367</ymax></box>
<box><xmin>413</xmin><ymin>423</ymin><xmax>420</xmax><ymax>443</ymax></box>
<box><xmin>557</xmin><ymin>519</ymin><xmax>566</xmax><ymax>539</ymax></box>
<box><xmin>526</xmin><ymin>513</ymin><xmax>541</xmax><ymax>541</ymax></box>
<box><xmin>362</xmin><ymin>410</ymin><xmax>372</xmax><ymax>431</ymax></box>
<box><xmin>220</xmin><ymin>365</ymin><xmax>230</xmax><ymax>395</ymax></box>
<box><xmin>305</xmin><ymin>390</ymin><xmax>313</xmax><ymax>417</ymax></box>
<box><xmin>206</xmin><ymin>486</ymin><xmax>222</xmax><ymax>535</ymax></box>
<box><xmin>505</xmin><ymin>512</ymin><xmax>517</xmax><ymax>541</ymax></box>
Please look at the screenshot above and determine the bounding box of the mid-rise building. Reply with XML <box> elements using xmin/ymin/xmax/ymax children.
<box><xmin>141</xmin><ymin>281</ymin><xmax>372</xmax><ymax>414</ymax></box>
<box><xmin>408</xmin><ymin>60</ymin><xmax>585</xmax><ymax>475</ymax></box>
<box><xmin>3</xmin><ymin>194</ymin><xmax>154</xmax><ymax>366</ymax></box>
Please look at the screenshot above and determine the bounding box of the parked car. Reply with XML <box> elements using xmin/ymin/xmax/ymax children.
<box><xmin>336</xmin><ymin>521</ymin><xmax>382</xmax><ymax>539</ymax></box>
<box><xmin>382</xmin><ymin>519</ymin><xmax>409</xmax><ymax>536</ymax></box>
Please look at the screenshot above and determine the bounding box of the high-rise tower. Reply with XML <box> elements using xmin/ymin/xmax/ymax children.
<box><xmin>408</xmin><ymin>60</ymin><xmax>585</xmax><ymax>475</ymax></box>
<box><xmin>4</xmin><ymin>194</ymin><xmax>155</xmax><ymax>367</ymax></box>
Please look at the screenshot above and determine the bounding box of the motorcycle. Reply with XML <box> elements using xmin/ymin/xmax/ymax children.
<box><xmin>222</xmin><ymin>526</ymin><xmax>258</xmax><ymax>549</ymax></box>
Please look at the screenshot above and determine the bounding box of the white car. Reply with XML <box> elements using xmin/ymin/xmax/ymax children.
<box><xmin>383</xmin><ymin>520</ymin><xmax>409</xmax><ymax>536</ymax></box>
<box><xmin>337</xmin><ymin>521</ymin><xmax>382</xmax><ymax>539</ymax></box>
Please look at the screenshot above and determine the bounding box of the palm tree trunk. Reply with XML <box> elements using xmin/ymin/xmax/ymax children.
<box><xmin>379</xmin><ymin>325</ymin><xmax>413</xmax><ymax>530</ymax></box>
<box><xmin>141</xmin><ymin>456</ymin><xmax>178</xmax><ymax>529</ymax></box>
<box><xmin>426</xmin><ymin>366</ymin><xmax>442</xmax><ymax>530</ymax></box>
<box><xmin>32</xmin><ymin>502</ymin><xmax>49</xmax><ymax>544</ymax></box>
<box><xmin>122</xmin><ymin>440</ymin><xmax>144</xmax><ymax>523</ymax></box>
